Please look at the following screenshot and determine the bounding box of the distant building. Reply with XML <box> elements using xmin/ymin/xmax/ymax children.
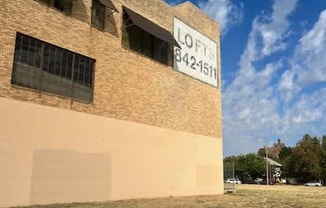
<box><xmin>0</xmin><ymin>0</ymin><xmax>222</xmax><ymax>207</ymax></box>
<box><xmin>264</xmin><ymin>157</ymin><xmax>282</xmax><ymax>183</ymax></box>
<box><xmin>269</xmin><ymin>139</ymin><xmax>286</xmax><ymax>159</ymax></box>
<box><xmin>258</xmin><ymin>139</ymin><xmax>285</xmax><ymax>159</ymax></box>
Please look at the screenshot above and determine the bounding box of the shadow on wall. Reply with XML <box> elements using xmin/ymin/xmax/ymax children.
<box><xmin>73</xmin><ymin>0</ymin><xmax>119</xmax><ymax>37</ymax></box>
<box><xmin>72</xmin><ymin>0</ymin><xmax>89</xmax><ymax>23</ymax></box>
<box><xmin>30</xmin><ymin>149</ymin><xmax>111</xmax><ymax>205</ymax></box>
<box><xmin>104</xmin><ymin>12</ymin><xmax>119</xmax><ymax>37</ymax></box>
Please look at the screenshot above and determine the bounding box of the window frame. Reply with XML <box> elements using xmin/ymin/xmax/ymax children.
<box><xmin>11</xmin><ymin>33</ymin><xmax>95</xmax><ymax>103</ymax></box>
<box><xmin>37</xmin><ymin>0</ymin><xmax>73</xmax><ymax>14</ymax></box>
<box><xmin>91</xmin><ymin>0</ymin><xmax>106</xmax><ymax>30</ymax></box>
<box><xmin>122</xmin><ymin>8</ymin><xmax>171</xmax><ymax>66</ymax></box>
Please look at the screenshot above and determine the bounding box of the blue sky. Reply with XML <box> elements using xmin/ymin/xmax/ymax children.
<box><xmin>165</xmin><ymin>0</ymin><xmax>326</xmax><ymax>156</ymax></box>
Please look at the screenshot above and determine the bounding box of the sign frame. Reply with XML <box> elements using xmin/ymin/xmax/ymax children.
<box><xmin>173</xmin><ymin>17</ymin><xmax>219</xmax><ymax>88</ymax></box>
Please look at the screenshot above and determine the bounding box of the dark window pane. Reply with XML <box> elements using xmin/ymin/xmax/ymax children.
<box><xmin>73</xmin><ymin>55</ymin><xmax>91</xmax><ymax>87</ymax></box>
<box><xmin>141</xmin><ymin>31</ymin><xmax>153</xmax><ymax>58</ymax></box>
<box><xmin>67</xmin><ymin>52</ymin><xmax>73</xmax><ymax>79</ymax></box>
<box><xmin>51</xmin><ymin>0</ymin><xmax>72</xmax><ymax>14</ymax></box>
<box><xmin>61</xmin><ymin>50</ymin><xmax>73</xmax><ymax>79</ymax></box>
<box><xmin>83</xmin><ymin>59</ymin><xmax>94</xmax><ymax>87</ymax></box>
<box><xmin>54</xmin><ymin>48</ymin><xmax>62</xmax><ymax>76</ymax></box>
<box><xmin>12</xmin><ymin>33</ymin><xmax>94</xmax><ymax>103</ymax></box>
<box><xmin>84</xmin><ymin>59</ymin><xmax>91</xmax><ymax>86</ymax></box>
<box><xmin>128</xmin><ymin>26</ymin><xmax>142</xmax><ymax>53</ymax></box>
<box><xmin>12</xmin><ymin>33</ymin><xmax>42</xmax><ymax>90</ymax></box>
<box><xmin>14</xmin><ymin>34</ymin><xmax>41</xmax><ymax>68</ymax></box>
<box><xmin>79</xmin><ymin>56</ymin><xmax>86</xmax><ymax>84</ymax></box>
<box><xmin>43</xmin><ymin>44</ymin><xmax>50</xmax><ymax>72</ymax></box>
<box><xmin>122</xmin><ymin>10</ymin><xmax>169</xmax><ymax>65</ymax></box>
<box><xmin>72</xmin><ymin>54</ymin><xmax>93</xmax><ymax>102</ymax></box>
<box><xmin>35</xmin><ymin>41</ymin><xmax>42</xmax><ymax>67</ymax></box>
<box><xmin>89</xmin><ymin>61</ymin><xmax>94</xmax><ymax>86</ymax></box>
<box><xmin>14</xmin><ymin>35</ymin><xmax>22</xmax><ymax>62</ymax></box>
<box><xmin>91</xmin><ymin>0</ymin><xmax>105</xmax><ymax>29</ymax></box>
<box><xmin>20</xmin><ymin>36</ymin><xmax>29</xmax><ymax>64</ymax></box>
<box><xmin>27</xmin><ymin>39</ymin><xmax>35</xmax><ymax>66</ymax></box>
<box><xmin>153</xmin><ymin>38</ymin><xmax>167</xmax><ymax>64</ymax></box>
<box><xmin>47</xmin><ymin>46</ymin><xmax>56</xmax><ymax>74</ymax></box>
<box><xmin>73</xmin><ymin>55</ymin><xmax>80</xmax><ymax>83</ymax></box>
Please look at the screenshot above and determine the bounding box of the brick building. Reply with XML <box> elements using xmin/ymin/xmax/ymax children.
<box><xmin>0</xmin><ymin>0</ymin><xmax>223</xmax><ymax>206</ymax></box>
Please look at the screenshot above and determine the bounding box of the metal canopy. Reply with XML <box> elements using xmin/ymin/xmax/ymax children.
<box><xmin>99</xmin><ymin>0</ymin><xmax>119</xmax><ymax>13</ymax></box>
<box><xmin>264</xmin><ymin>157</ymin><xmax>283</xmax><ymax>167</ymax></box>
<box><xmin>123</xmin><ymin>6</ymin><xmax>180</xmax><ymax>48</ymax></box>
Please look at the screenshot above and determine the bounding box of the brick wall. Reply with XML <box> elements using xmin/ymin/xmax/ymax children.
<box><xmin>0</xmin><ymin>0</ymin><xmax>222</xmax><ymax>138</ymax></box>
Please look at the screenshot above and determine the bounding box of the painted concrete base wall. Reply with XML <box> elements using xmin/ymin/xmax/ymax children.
<box><xmin>0</xmin><ymin>97</ymin><xmax>223</xmax><ymax>207</ymax></box>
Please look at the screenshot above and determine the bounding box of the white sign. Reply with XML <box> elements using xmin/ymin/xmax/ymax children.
<box><xmin>173</xmin><ymin>17</ymin><xmax>218</xmax><ymax>87</ymax></box>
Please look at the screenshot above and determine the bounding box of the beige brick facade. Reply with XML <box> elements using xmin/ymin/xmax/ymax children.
<box><xmin>0</xmin><ymin>0</ymin><xmax>221</xmax><ymax>138</ymax></box>
<box><xmin>0</xmin><ymin>0</ymin><xmax>223</xmax><ymax>207</ymax></box>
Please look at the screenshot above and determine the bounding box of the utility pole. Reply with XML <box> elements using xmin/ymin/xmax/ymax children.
<box><xmin>265</xmin><ymin>143</ymin><xmax>269</xmax><ymax>186</ymax></box>
<box><xmin>232</xmin><ymin>159</ymin><xmax>235</xmax><ymax>192</ymax></box>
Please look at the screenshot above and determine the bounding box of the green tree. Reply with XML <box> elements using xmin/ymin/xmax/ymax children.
<box><xmin>278</xmin><ymin>146</ymin><xmax>292</xmax><ymax>177</ymax></box>
<box><xmin>224</xmin><ymin>154</ymin><xmax>265</xmax><ymax>181</ymax></box>
<box><xmin>286</xmin><ymin>134</ymin><xmax>322</xmax><ymax>182</ymax></box>
<box><xmin>279</xmin><ymin>146</ymin><xmax>292</xmax><ymax>160</ymax></box>
<box><xmin>257</xmin><ymin>147</ymin><xmax>266</xmax><ymax>158</ymax></box>
<box><xmin>320</xmin><ymin>135</ymin><xmax>326</xmax><ymax>183</ymax></box>
<box><xmin>237</xmin><ymin>153</ymin><xmax>265</xmax><ymax>180</ymax></box>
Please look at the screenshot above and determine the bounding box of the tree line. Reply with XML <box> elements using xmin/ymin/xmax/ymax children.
<box><xmin>224</xmin><ymin>134</ymin><xmax>326</xmax><ymax>184</ymax></box>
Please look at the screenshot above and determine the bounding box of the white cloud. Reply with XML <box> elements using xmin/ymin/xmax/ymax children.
<box><xmin>165</xmin><ymin>0</ymin><xmax>243</xmax><ymax>34</ymax></box>
<box><xmin>279</xmin><ymin>9</ymin><xmax>326</xmax><ymax>101</ymax></box>
<box><xmin>223</xmin><ymin>62</ymin><xmax>282</xmax><ymax>155</ymax></box>
<box><xmin>280</xmin><ymin>88</ymin><xmax>326</xmax><ymax>140</ymax></box>
<box><xmin>198</xmin><ymin>0</ymin><xmax>243</xmax><ymax>34</ymax></box>
<box><xmin>223</xmin><ymin>0</ymin><xmax>299</xmax><ymax>156</ymax></box>
<box><xmin>289</xmin><ymin>93</ymin><xmax>324</xmax><ymax>124</ymax></box>
<box><xmin>278</xmin><ymin>70</ymin><xmax>300</xmax><ymax>102</ymax></box>
<box><xmin>259</xmin><ymin>0</ymin><xmax>297</xmax><ymax>56</ymax></box>
<box><xmin>295</xmin><ymin>11</ymin><xmax>326</xmax><ymax>85</ymax></box>
<box><xmin>241</xmin><ymin>0</ymin><xmax>298</xmax><ymax>65</ymax></box>
<box><xmin>224</xmin><ymin>6</ymin><xmax>326</xmax><ymax>156</ymax></box>
<box><xmin>274</xmin><ymin>10</ymin><xmax>326</xmax><ymax>144</ymax></box>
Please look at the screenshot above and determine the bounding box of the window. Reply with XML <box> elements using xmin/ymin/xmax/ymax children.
<box><xmin>11</xmin><ymin>33</ymin><xmax>95</xmax><ymax>102</ymax></box>
<box><xmin>91</xmin><ymin>0</ymin><xmax>106</xmax><ymax>30</ymax></box>
<box><xmin>38</xmin><ymin>0</ymin><xmax>73</xmax><ymax>14</ymax></box>
<box><xmin>122</xmin><ymin>8</ymin><xmax>172</xmax><ymax>65</ymax></box>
